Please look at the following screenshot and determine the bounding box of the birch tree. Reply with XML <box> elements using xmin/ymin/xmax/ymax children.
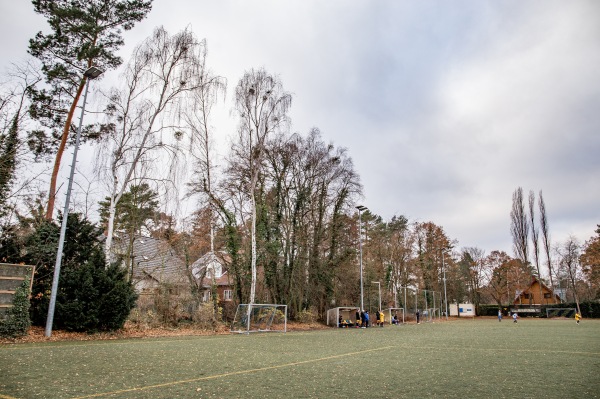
<box><xmin>185</xmin><ymin>59</ymin><xmax>226</xmax><ymax>255</ymax></box>
<box><xmin>98</xmin><ymin>27</ymin><xmax>212</xmax><ymax>266</ymax></box>
<box><xmin>231</xmin><ymin>69</ymin><xmax>292</xmax><ymax>307</ymax></box>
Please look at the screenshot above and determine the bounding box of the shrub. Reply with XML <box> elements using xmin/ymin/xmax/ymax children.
<box><xmin>0</xmin><ymin>277</ymin><xmax>31</xmax><ymax>338</ymax></box>
<box><xmin>296</xmin><ymin>309</ymin><xmax>317</xmax><ymax>323</ymax></box>
<box><xmin>55</xmin><ymin>251</ymin><xmax>138</xmax><ymax>332</ymax></box>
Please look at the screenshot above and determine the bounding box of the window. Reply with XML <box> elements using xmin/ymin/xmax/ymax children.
<box><xmin>223</xmin><ymin>289</ymin><xmax>232</xmax><ymax>301</ymax></box>
<box><xmin>202</xmin><ymin>290</ymin><xmax>210</xmax><ymax>302</ymax></box>
<box><xmin>544</xmin><ymin>293</ymin><xmax>552</xmax><ymax>299</ymax></box>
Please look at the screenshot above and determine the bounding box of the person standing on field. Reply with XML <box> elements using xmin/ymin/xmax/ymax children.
<box><xmin>498</xmin><ymin>310</ymin><xmax>502</xmax><ymax>322</ymax></box>
<box><xmin>575</xmin><ymin>312</ymin><xmax>581</xmax><ymax>324</ymax></box>
<box><xmin>416</xmin><ymin>309</ymin><xmax>420</xmax><ymax>324</ymax></box>
<box><xmin>512</xmin><ymin>312</ymin><xmax>518</xmax><ymax>323</ymax></box>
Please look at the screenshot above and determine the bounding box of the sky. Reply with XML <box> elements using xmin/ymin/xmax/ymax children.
<box><xmin>1</xmin><ymin>1</ymin><xmax>599</xmax><ymax>256</ymax></box>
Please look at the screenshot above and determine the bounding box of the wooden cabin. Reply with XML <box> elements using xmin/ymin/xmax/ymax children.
<box><xmin>513</xmin><ymin>277</ymin><xmax>561</xmax><ymax>306</ymax></box>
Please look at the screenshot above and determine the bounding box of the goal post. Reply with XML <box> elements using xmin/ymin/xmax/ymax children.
<box><xmin>545</xmin><ymin>308</ymin><xmax>577</xmax><ymax>319</ymax></box>
<box><xmin>231</xmin><ymin>304</ymin><xmax>287</xmax><ymax>334</ymax></box>
<box><xmin>384</xmin><ymin>307</ymin><xmax>405</xmax><ymax>324</ymax></box>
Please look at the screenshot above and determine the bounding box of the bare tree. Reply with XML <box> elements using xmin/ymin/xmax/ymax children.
<box><xmin>538</xmin><ymin>191</ymin><xmax>554</xmax><ymax>289</ymax></box>
<box><xmin>231</xmin><ymin>69</ymin><xmax>292</xmax><ymax>309</ymax></box>
<box><xmin>559</xmin><ymin>236</ymin><xmax>581</xmax><ymax>314</ymax></box>
<box><xmin>511</xmin><ymin>187</ymin><xmax>529</xmax><ymax>267</ymax></box>
<box><xmin>528</xmin><ymin>190</ymin><xmax>544</xmax><ymax>304</ymax></box>
<box><xmin>0</xmin><ymin>62</ymin><xmax>42</xmax><ymax>219</ymax></box>
<box><xmin>462</xmin><ymin>247</ymin><xmax>486</xmax><ymax>311</ymax></box>
<box><xmin>185</xmin><ymin>58</ymin><xmax>226</xmax><ymax>255</ymax></box>
<box><xmin>97</xmin><ymin>27</ymin><xmax>212</xmax><ymax>266</ymax></box>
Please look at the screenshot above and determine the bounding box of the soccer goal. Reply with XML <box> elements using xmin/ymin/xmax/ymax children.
<box><xmin>546</xmin><ymin>308</ymin><xmax>577</xmax><ymax>319</ymax></box>
<box><xmin>384</xmin><ymin>307</ymin><xmax>405</xmax><ymax>324</ymax></box>
<box><xmin>231</xmin><ymin>304</ymin><xmax>287</xmax><ymax>334</ymax></box>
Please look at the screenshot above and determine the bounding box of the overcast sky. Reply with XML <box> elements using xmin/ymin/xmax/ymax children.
<box><xmin>1</xmin><ymin>1</ymin><xmax>599</xmax><ymax>256</ymax></box>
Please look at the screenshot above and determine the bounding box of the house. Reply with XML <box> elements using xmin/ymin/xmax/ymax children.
<box><xmin>513</xmin><ymin>277</ymin><xmax>561</xmax><ymax>306</ymax></box>
<box><xmin>110</xmin><ymin>234</ymin><xmax>188</xmax><ymax>295</ymax></box>
<box><xmin>190</xmin><ymin>251</ymin><xmax>233</xmax><ymax>303</ymax></box>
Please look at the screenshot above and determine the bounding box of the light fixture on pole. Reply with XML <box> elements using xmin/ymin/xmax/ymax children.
<box><xmin>45</xmin><ymin>66</ymin><xmax>104</xmax><ymax>338</ymax></box>
<box><xmin>372</xmin><ymin>281</ymin><xmax>381</xmax><ymax>311</ymax></box>
<box><xmin>356</xmin><ymin>205</ymin><xmax>367</xmax><ymax>311</ymax></box>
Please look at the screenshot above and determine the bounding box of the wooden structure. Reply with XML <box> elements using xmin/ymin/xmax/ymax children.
<box><xmin>0</xmin><ymin>263</ymin><xmax>35</xmax><ymax>320</ymax></box>
<box><xmin>513</xmin><ymin>277</ymin><xmax>561</xmax><ymax>306</ymax></box>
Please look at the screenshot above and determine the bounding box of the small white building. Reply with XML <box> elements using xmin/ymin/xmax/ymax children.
<box><xmin>449</xmin><ymin>303</ymin><xmax>476</xmax><ymax>317</ymax></box>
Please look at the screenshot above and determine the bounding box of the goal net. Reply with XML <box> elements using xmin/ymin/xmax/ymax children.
<box><xmin>384</xmin><ymin>307</ymin><xmax>405</xmax><ymax>324</ymax></box>
<box><xmin>231</xmin><ymin>304</ymin><xmax>287</xmax><ymax>333</ymax></box>
<box><xmin>545</xmin><ymin>308</ymin><xmax>576</xmax><ymax>319</ymax></box>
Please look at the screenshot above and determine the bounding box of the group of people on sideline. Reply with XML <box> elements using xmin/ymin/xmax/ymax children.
<box><xmin>339</xmin><ymin>308</ymin><xmax>583</xmax><ymax>328</ymax></box>
<box><xmin>338</xmin><ymin>310</ymin><xmax>402</xmax><ymax>328</ymax></box>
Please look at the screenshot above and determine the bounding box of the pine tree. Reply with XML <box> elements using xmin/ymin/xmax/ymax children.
<box><xmin>27</xmin><ymin>0</ymin><xmax>153</xmax><ymax>220</ymax></box>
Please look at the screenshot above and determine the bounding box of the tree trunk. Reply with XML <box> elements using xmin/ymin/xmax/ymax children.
<box><xmin>45</xmin><ymin>77</ymin><xmax>87</xmax><ymax>220</ymax></box>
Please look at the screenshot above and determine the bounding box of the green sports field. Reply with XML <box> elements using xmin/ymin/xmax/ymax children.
<box><xmin>1</xmin><ymin>318</ymin><xmax>599</xmax><ymax>399</ymax></box>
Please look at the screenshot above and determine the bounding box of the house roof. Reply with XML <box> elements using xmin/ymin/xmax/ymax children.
<box><xmin>513</xmin><ymin>276</ymin><xmax>561</xmax><ymax>302</ymax></box>
<box><xmin>110</xmin><ymin>234</ymin><xmax>187</xmax><ymax>286</ymax></box>
<box><xmin>191</xmin><ymin>251</ymin><xmax>232</xmax><ymax>288</ymax></box>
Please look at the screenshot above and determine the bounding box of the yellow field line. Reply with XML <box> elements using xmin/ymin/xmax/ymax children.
<box><xmin>0</xmin><ymin>394</ymin><xmax>18</xmax><ymax>399</ymax></box>
<box><xmin>0</xmin><ymin>335</ymin><xmax>235</xmax><ymax>350</ymax></box>
<box><xmin>395</xmin><ymin>344</ymin><xmax>600</xmax><ymax>356</ymax></box>
<box><xmin>71</xmin><ymin>345</ymin><xmax>396</xmax><ymax>399</ymax></box>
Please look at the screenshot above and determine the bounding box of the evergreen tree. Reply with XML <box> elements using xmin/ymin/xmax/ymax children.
<box><xmin>0</xmin><ymin>115</ymin><xmax>20</xmax><ymax>218</ymax></box>
<box><xmin>99</xmin><ymin>183</ymin><xmax>159</xmax><ymax>236</ymax></box>
<box><xmin>56</xmin><ymin>251</ymin><xmax>137</xmax><ymax>332</ymax></box>
<box><xmin>27</xmin><ymin>0</ymin><xmax>153</xmax><ymax>220</ymax></box>
<box><xmin>23</xmin><ymin>213</ymin><xmax>137</xmax><ymax>330</ymax></box>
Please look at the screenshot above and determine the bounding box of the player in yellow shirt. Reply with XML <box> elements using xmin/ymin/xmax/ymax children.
<box><xmin>575</xmin><ymin>312</ymin><xmax>581</xmax><ymax>325</ymax></box>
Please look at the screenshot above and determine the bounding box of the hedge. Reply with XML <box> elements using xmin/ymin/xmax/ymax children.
<box><xmin>0</xmin><ymin>277</ymin><xmax>31</xmax><ymax>338</ymax></box>
<box><xmin>476</xmin><ymin>302</ymin><xmax>600</xmax><ymax>318</ymax></box>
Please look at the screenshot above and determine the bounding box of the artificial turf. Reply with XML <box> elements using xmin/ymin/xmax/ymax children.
<box><xmin>1</xmin><ymin>318</ymin><xmax>598</xmax><ymax>398</ymax></box>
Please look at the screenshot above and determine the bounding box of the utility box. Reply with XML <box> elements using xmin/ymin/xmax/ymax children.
<box><xmin>449</xmin><ymin>303</ymin><xmax>476</xmax><ymax>317</ymax></box>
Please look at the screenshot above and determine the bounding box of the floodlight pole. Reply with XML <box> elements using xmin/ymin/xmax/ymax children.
<box><xmin>45</xmin><ymin>67</ymin><xmax>103</xmax><ymax>338</ymax></box>
<box><xmin>442</xmin><ymin>250</ymin><xmax>448</xmax><ymax>320</ymax></box>
<box><xmin>404</xmin><ymin>286</ymin><xmax>407</xmax><ymax>323</ymax></box>
<box><xmin>356</xmin><ymin>205</ymin><xmax>367</xmax><ymax>311</ymax></box>
<box><xmin>372</xmin><ymin>281</ymin><xmax>381</xmax><ymax>311</ymax></box>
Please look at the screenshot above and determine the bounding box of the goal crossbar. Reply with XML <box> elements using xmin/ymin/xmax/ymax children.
<box><xmin>231</xmin><ymin>304</ymin><xmax>287</xmax><ymax>334</ymax></box>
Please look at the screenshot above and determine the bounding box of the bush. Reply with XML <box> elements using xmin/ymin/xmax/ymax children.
<box><xmin>477</xmin><ymin>305</ymin><xmax>503</xmax><ymax>317</ymax></box>
<box><xmin>55</xmin><ymin>251</ymin><xmax>138</xmax><ymax>332</ymax></box>
<box><xmin>0</xmin><ymin>277</ymin><xmax>31</xmax><ymax>338</ymax></box>
<box><xmin>20</xmin><ymin>214</ymin><xmax>138</xmax><ymax>332</ymax></box>
<box><xmin>296</xmin><ymin>309</ymin><xmax>317</xmax><ymax>323</ymax></box>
